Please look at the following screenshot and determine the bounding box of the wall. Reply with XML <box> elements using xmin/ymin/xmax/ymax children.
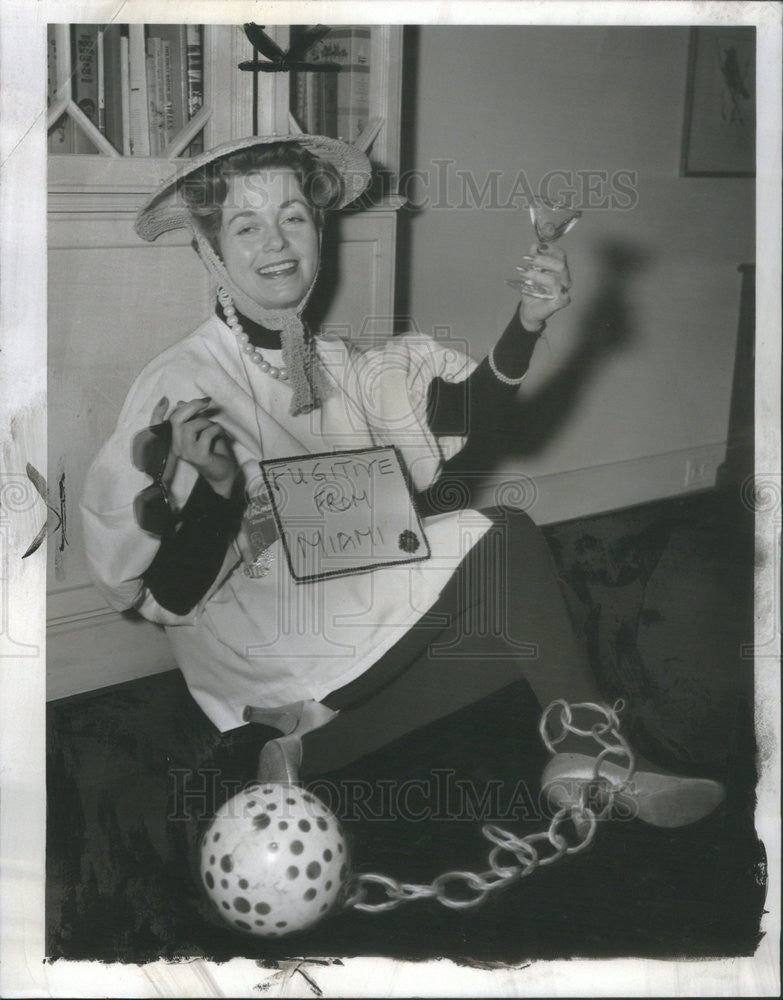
<box><xmin>400</xmin><ymin>26</ymin><xmax>755</xmax><ymax>522</ymax></box>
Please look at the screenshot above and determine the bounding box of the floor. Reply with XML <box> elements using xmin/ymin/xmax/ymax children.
<box><xmin>46</xmin><ymin>489</ymin><xmax>765</xmax><ymax>965</ymax></box>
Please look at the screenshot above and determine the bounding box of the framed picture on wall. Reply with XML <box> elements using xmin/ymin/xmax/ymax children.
<box><xmin>681</xmin><ymin>26</ymin><xmax>756</xmax><ymax>176</ymax></box>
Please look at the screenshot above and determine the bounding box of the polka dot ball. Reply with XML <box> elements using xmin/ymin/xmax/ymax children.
<box><xmin>200</xmin><ymin>783</ymin><xmax>349</xmax><ymax>937</ymax></box>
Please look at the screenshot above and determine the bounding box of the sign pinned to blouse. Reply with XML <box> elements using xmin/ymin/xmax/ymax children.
<box><xmin>261</xmin><ymin>446</ymin><xmax>431</xmax><ymax>583</ymax></box>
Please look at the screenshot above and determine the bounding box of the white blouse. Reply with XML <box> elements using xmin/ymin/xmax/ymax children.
<box><xmin>81</xmin><ymin>314</ymin><xmax>490</xmax><ymax>731</ymax></box>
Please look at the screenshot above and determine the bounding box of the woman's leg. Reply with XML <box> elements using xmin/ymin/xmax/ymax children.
<box><xmin>304</xmin><ymin>506</ymin><xmax>603</xmax><ymax>773</ymax></box>
<box><xmin>456</xmin><ymin>506</ymin><xmax>603</xmax><ymax>709</ymax></box>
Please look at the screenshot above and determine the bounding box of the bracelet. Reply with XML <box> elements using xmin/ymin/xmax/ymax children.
<box><xmin>488</xmin><ymin>344</ymin><xmax>529</xmax><ymax>386</ymax></box>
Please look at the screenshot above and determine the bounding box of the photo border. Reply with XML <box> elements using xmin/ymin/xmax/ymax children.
<box><xmin>1</xmin><ymin>1</ymin><xmax>780</xmax><ymax>996</ymax></box>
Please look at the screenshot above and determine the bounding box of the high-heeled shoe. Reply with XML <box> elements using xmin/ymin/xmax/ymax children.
<box><xmin>538</xmin><ymin>699</ymin><xmax>726</xmax><ymax>831</ymax></box>
<box><xmin>542</xmin><ymin>752</ymin><xmax>726</xmax><ymax>829</ymax></box>
<box><xmin>258</xmin><ymin>734</ymin><xmax>303</xmax><ymax>784</ymax></box>
<box><xmin>245</xmin><ymin>699</ymin><xmax>338</xmax><ymax>785</ymax></box>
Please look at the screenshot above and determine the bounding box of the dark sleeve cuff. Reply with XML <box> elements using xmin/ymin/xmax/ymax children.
<box><xmin>183</xmin><ymin>475</ymin><xmax>240</xmax><ymax>520</ymax></box>
<box><xmin>142</xmin><ymin>476</ymin><xmax>244</xmax><ymax>616</ymax></box>
<box><xmin>489</xmin><ymin>306</ymin><xmax>542</xmax><ymax>380</ymax></box>
<box><xmin>426</xmin><ymin>309</ymin><xmax>541</xmax><ymax>435</ymax></box>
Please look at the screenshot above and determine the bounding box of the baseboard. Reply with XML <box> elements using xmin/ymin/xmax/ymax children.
<box><xmin>47</xmin><ymin>585</ymin><xmax>177</xmax><ymax>702</ymax></box>
<box><xmin>46</xmin><ymin>441</ymin><xmax>727</xmax><ymax>701</ymax></box>
<box><xmin>518</xmin><ymin>441</ymin><xmax>728</xmax><ymax>526</ymax></box>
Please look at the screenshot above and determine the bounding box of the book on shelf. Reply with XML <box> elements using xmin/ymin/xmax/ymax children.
<box><xmin>291</xmin><ymin>70</ymin><xmax>307</xmax><ymax>133</ymax></box>
<box><xmin>162</xmin><ymin>41</ymin><xmax>175</xmax><ymax>143</ymax></box>
<box><xmin>128</xmin><ymin>24</ymin><xmax>150</xmax><ymax>156</ymax></box>
<box><xmin>309</xmin><ymin>37</ymin><xmax>338</xmax><ymax>137</ymax></box>
<box><xmin>96</xmin><ymin>28</ymin><xmax>105</xmax><ymax>134</ymax></box>
<box><xmin>145</xmin><ymin>34</ymin><xmax>171</xmax><ymax>156</ymax></box>
<box><xmin>333</xmin><ymin>27</ymin><xmax>371</xmax><ymax>144</ymax></box>
<box><xmin>101</xmin><ymin>24</ymin><xmax>126</xmax><ymax>154</ymax></box>
<box><xmin>119</xmin><ymin>28</ymin><xmax>131</xmax><ymax>155</ymax></box>
<box><xmin>151</xmin><ymin>25</ymin><xmax>188</xmax><ymax>148</ymax></box>
<box><xmin>71</xmin><ymin>24</ymin><xmax>100</xmax><ymax>153</ymax></box>
<box><xmin>185</xmin><ymin>23</ymin><xmax>204</xmax><ymax>155</ymax></box>
<box><xmin>304</xmin><ymin>68</ymin><xmax>321</xmax><ymax>135</ymax></box>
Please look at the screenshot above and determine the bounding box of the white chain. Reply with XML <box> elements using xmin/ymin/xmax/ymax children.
<box><xmin>344</xmin><ymin>700</ymin><xmax>629</xmax><ymax>914</ymax></box>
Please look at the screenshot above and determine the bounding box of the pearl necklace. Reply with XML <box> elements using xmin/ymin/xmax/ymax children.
<box><xmin>218</xmin><ymin>287</ymin><xmax>289</xmax><ymax>381</ymax></box>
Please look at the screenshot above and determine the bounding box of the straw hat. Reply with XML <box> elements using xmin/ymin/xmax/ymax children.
<box><xmin>134</xmin><ymin>133</ymin><xmax>372</xmax><ymax>242</ymax></box>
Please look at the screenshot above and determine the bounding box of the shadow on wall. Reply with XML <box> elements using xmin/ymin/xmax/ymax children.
<box><xmin>442</xmin><ymin>236</ymin><xmax>651</xmax><ymax>491</ymax></box>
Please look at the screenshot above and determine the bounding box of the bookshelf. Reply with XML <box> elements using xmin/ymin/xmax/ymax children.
<box><xmin>286</xmin><ymin>26</ymin><xmax>398</xmax><ymax>167</ymax></box>
<box><xmin>47</xmin><ymin>23</ymin><xmax>404</xmax><ymax>700</ymax></box>
<box><xmin>47</xmin><ymin>24</ymin><xmax>402</xmax><ymax>203</ymax></box>
<box><xmin>48</xmin><ymin>24</ymin><xmax>254</xmax><ymax>206</ymax></box>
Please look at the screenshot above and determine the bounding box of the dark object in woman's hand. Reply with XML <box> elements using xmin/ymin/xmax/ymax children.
<box><xmin>131</xmin><ymin>420</ymin><xmax>175</xmax><ymax>536</ymax></box>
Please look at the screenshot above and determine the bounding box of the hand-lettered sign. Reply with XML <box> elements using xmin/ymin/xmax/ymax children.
<box><xmin>260</xmin><ymin>447</ymin><xmax>431</xmax><ymax>582</ymax></box>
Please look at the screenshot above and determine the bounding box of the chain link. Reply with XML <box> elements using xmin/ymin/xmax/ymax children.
<box><xmin>344</xmin><ymin>701</ymin><xmax>624</xmax><ymax>915</ymax></box>
<box><xmin>345</xmin><ymin>803</ymin><xmax>596</xmax><ymax>913</ymax></box>
<box><xmin>540</xmin><ymin>698</ymin><xmax>637</xmax><ymax>813</ymax></box>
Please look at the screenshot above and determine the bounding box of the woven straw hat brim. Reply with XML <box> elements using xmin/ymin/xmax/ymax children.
<box><xmin>134</xmin><ymin>133</ymin><xmax>372</xmax><ymax>242</ymax></box>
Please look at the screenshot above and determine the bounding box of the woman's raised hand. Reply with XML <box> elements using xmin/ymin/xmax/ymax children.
<box><xmin>515</xmin><ymin>244</ymin><xmax>572</xmax><ymax>332</ymax></box>
<box><xmin>151</xmin><ymin>396</ymin><xmax>239</xmax><ymax>498</ymax></box>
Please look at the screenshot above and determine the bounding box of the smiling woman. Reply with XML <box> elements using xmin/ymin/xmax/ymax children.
<box><xmin>180</xmin><ymin>143</ymin><xmax>342</xmax><ymax>313</ymax></box>
<box><xmin>214</xmin><ymin>171</ymin><xmax>320</xmax><ymax>311</ymax></box>
<box><xmin>80</xmin><ymin>132</ymin><xmax>725</xmax><ymax>874</ymax></box>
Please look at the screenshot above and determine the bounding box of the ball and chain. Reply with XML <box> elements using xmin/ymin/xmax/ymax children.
<box><xmin>199</xmin><ymin>700</ymin><xmax>635</xmax><ymax>936</ymax></box>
